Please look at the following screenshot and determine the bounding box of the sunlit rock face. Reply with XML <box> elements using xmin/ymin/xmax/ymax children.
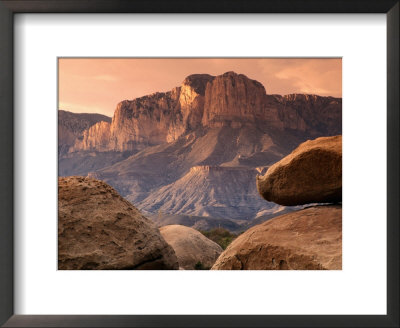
<box><xmin>71</xmin><ymin>121</ymin><xmax>111</xmax><ymax>151</ymax></box>
<box><xmin>108</xmin><ymin>92</ymin><xmax>184</xmax><ymax>151</ymax></box>
<box><xmin>179</xmin><ymin>74</ymin><xmax>214</xmax><ymax>130</ymax></box>
<box><xmin>58</xmin><ymin>110</ymin><xmax>112</xmax><ymax>155</ymax></box>
<box><xmin>70</xmin><ymin>71</ymin><xmax>342</xmax><ymax>153</ymax></box>
<box><xmin>202</xmin><ymin>71</ymin><xmax>267</xmax><ymax>126</ymax></box>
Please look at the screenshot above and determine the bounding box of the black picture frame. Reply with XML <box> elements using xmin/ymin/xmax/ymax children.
<box><xmin>0</xmin><ymin>1</ymin><xmax>398</xmax><ymax>327</ymax></box>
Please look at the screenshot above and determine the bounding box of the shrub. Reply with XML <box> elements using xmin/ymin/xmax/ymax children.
<box><xmin>194</xmin><ymin>261</ymin><xmax>210</xmax><ymax>270</ymax></box>
<box><xmin>200</xmin><ymin>227</ymin><xmax>238</xmax><ymax>250</ymax></box>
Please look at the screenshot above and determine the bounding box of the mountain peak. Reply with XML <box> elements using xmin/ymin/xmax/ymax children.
<box><xmin>222</xmin><ymin>71</ymin><xmax>238</xmax><ymax>76</ymax></box>
<box><xmin>182</xmin><ymin>74</ymin><xmax>215</xmax><ymax>95</ymax></box>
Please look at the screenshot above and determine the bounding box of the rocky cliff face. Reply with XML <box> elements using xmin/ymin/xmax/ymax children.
<box><xmin>271</xmin><ymin>94</ymin><xmax>342</xmax><ymax>135</ymax></box>
<box><xmin>58</xmin><ymin>110</ymin><xmax>111</xmax><ymax>155</ymax></box>
<box><xmin>71</xmin><ymin>72</ymin><xmax>341</xmax><ymax>153</ymax></box>
<box><xmin>202</xmin><ymin>71</ymin><xmax>268</xmax><ymax>126</ymax></box>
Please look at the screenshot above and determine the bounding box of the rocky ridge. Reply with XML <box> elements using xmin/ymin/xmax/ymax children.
<box><xmin>71</xmin><ymin>72</ymin><xmax>341</xmax><ymax>153</ymax></box>
<box><xmin>58</xmin><ymin>110</ymin><xmax>111</xmax><ymax>155</ymax></box>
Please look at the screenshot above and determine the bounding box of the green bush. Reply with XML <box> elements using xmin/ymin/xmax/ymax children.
<box><xmin>200</xmin><ymin>227</ymin><xmax>238</xmax><ymax>250</ymax></box>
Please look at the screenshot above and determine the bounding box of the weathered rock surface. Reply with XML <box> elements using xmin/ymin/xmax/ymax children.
<box><xmin>159</xmin><ymin>225</ymin><xmax>223</xmax><ymax>270</ymax></box>
<box><xmin>257</xmin><ymin>135</ymin><xmax>342</xmax><ymax>206</ymax></box>
<box><xmin>70</xmin><ymin>121</ymin><xmax>111</xmax><ymax>152</ymax></box>
<box><xmin>212</xmin><ymin>205</ymin><xmax>342</xmax><ymax>270</ymax></box>
<box><xmin>71</xmin><ymin>72</ymin><xmax>341</xmax><ymax>153</ymax></box>
<box><xmin>58</xmin><ymin>110</ymin><xmax>111</xmax><ymax>155</ymax></box>
<box><xmin>267</xmin><ymin>94</ymin><xmax>342</xmax><ymax>136</ymax></box>
<box><xmin>58</xmin><ymin>176</ymin><xmax>179</xmax><ymax>270</ymax></box>
<box><xmin>202</xmin><ymin>71</ymin><xmax>268</xmax><ymax>125</ymax></box>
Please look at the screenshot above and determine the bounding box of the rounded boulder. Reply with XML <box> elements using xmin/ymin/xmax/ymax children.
<box><xmin>58</xmin><ymin>176</ymin><xmax>179</xmax><ymax>270</ymax></box>
<box><xmin>160</xmin><ymin>225</ymin><xmax>223</xmax><ymax>270</ymax></box>
<box><xmin>256</xmin><ymin>135</ymin><xmax>342</xmax><ymax>206</ymax></box>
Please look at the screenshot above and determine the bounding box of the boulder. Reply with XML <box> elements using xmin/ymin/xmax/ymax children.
<box><xmin>159</xmin><ymin>225</ymin><xmax>223</xmax><ymax>270</ymax></box>
<box><xmin>256</xmin><ymin>135</ymin><xmax>342</xmax><ymax>206</ymax></box>
<box><xmin>212</xmin><ymin>205</ymin><xmax>342</xmax><ymax>270</ymax></box>
<box><xmin>58</xmin><ymin>176</ymin><xmax>179</xmax><ymax>270</ymax></box>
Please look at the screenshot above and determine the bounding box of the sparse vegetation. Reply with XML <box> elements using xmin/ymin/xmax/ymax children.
<box><xmin>194</xmin><ymin>261</ymin><xmax>209</xmax><ymax>270</ymax></box>
<box><xmin>199</xmin><ymin>227</ymin><xmax>239</xmax><ymax>250</ymax></box>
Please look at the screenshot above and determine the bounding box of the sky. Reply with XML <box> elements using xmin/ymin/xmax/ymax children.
<box><xmin>59</xmin><ymin>58</ymin><xmax>342</xmax><ymax>117</ymax></box>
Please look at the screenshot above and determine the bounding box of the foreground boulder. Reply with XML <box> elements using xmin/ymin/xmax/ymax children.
<box><xmin>256</xmin><ymin>135</ymin><xmax>342</xmax><ymax>206</ymax></box>
<box><xmin>159</xmin><ymin>225</ymin><xmax>223</xmax><ymax>270</ymax></box>
<box><xmin>212</xmin><ymin>205</ymin><xmax>342</xmax><ymax>270</ymax></box>
<box><xmin>58</xmin><ymin>177</ymin><xmax>179</xmax><ymax>270</ymax></box>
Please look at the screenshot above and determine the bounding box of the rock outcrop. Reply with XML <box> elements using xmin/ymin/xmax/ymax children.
<box><xmin>267</xmin><ymin>94</ymin><xmax>342</xmax><ymax>136</ymax></box>
<box><xmin>70</xmin><ymin>121</ymin><xmax>111</xmax><ymax>152</ymax></box>
<box><xmin>202</xmin><ymin>71</ymin><xmax>268</xmax><ymax>125</ymax></box>
<box><xmin>257</xmin><ymin>135</ymin><xmax>342</xmax><ymax>206</ymax></box>
<box><xmin>212</xmin><ymin>205</ymin><xmax>342</xmax><ymax>270</ymax></box>
<box><xmin>58</xmin><ymin>110</ymin><xmax>111</xmax><ymax>155</ymax></box>
<box><xmin>70</xmin><ymin>72</ymin><xmax>341</xmax><ymax>153</ymax></box>
<box><xmin>58</xmin><ymin>176</ymin><xmax>179</xmax><ymax>270</ymax></box>
<box><xmin>159</xmin><ymin>225</ymin><xmax>223</xmax><ymax>269</ymax></box>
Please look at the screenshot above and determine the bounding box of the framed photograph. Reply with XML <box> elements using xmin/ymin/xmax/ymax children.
<box><xmin>0</xmin><ymin>1</ymin><xmax>398</xmax><ymax>327</ymax></box>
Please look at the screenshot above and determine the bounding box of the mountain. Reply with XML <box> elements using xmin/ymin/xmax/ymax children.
<box><xmin>137</xmin><ymin>165</ymin><xmax>280</xmax><ymax>220</ymax></box>
<box><xmin>70</xmin><ymin>72</ymin><xmax>341</xmax><ymax>153</ymax></box>
<box><xmin>59</xmin><ymin>71</ymin><xmax>341</xmax><ymax>223</ymax></box>
<box><xmin>58</xmin><ymin>110</ymin><xmax>111</xmax><ymax>156</ymax></box>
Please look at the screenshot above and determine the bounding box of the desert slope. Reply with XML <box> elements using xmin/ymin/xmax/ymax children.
<box><xmin>139</xmin><ymin>165</ymin><xmax>280</xmax><ymax>220</ymax></box>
